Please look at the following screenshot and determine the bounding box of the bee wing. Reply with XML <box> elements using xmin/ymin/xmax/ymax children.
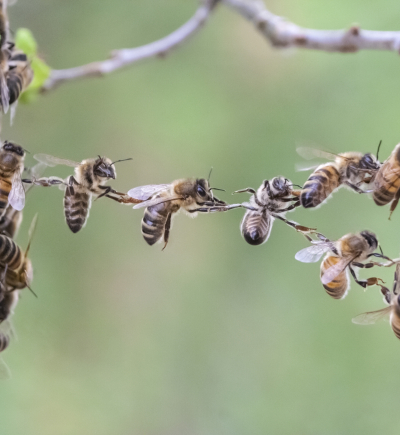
<box><xmin>295</xmin><ymin>243</ymin><xmax>332</xmax><ymax>263</ymax></box>
<box><xmin>128</xmin><ymin>184</ymin><xmax>171</xmax><ymax>201</ymax></box>
<box><xmin>352</xmin><ymin>306</ymin><xmax>392</xmax><ymax>325</ymax></box>
<box><xmin>132</xmin><ymin>195</ymin><xmax>184</xmax><ymax>210</ymax></box>
<box><xmin>0</xmin><ymin>71</ymin><xmax>9</xmax><ymax>114</ymax></box>
<box><xmin>295</xmin><ymin>161</ymin><xmax>325</xmax><ymax>172</ymax></box>
<box><xmin>296</xmin><ymin>147</ymin><xmax>342</xmax><ymax>161</ymax></box>
<box><xmin>33</xmin><ymin>154</ymin><xmax>80</xmax><ymax>168</ymax></box>
<box><xmin>8</xmin><ymin>170</ymin><xmax>25</xmax><ymax>211</ymax></box>
<box><xmin>321</xmin><ymin>257</ymin><xmax>354</xmax><ymax>285</ymax></box>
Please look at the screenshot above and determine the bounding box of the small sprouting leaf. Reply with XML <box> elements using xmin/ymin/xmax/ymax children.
<box><xmin>15</xmin><ymin>28</ymin><xmax>37</xmax><ymax>57</ymax></box>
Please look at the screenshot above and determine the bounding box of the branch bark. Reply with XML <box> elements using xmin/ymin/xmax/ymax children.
<box><xmin>42</xmin><ymin>0</ymin><xmax>400</xmax><ymax>92</ymax></box>
<box><xmin>222</xmin><ymin>0</ymin><xmax>400</xmax><ymax>53</ymax></box>
<box><xmin>42</xmin><ymin>1</ymin><xmax>217</xmax><ymax>91</ymax></box>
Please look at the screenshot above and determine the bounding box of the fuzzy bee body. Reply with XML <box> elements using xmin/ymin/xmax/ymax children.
<box><xmin>372</xmin><ymin>143</ymin><xmax>400</xmax><ymax>207</ymax></box>
<box><xmin>298</xmin><ymin>149</ymin><xmax>380</xmax><ymax>209</ymax></box>
<box><xmin>296</xmin><ymin>230</ymin><xmax>387</xmax><ymax>299</ymax></box>
<box><xmin>129</xmin><ymin>178</ymin><xmax>226</xmax><ymax>249</ymax></box>
<box><xmin>320</xmin><ymin>255</ymin><xmax>350</xmax><ymax>299</ymax></box>
<box><xmin>0</xmin><ymin>290</ymin><xmax>18</xmax><ymax>354</ymax></box>
<box><xmin>238</xmin><ymin>177</ymin><xmax>303</xmax><ymax>246</ymax></box>
<box><xmin>0</xmin><ymin>206</ymin><xmax>21</xmax><ymax>238</ymax></box>
<box><xmin>6</xmin><ymin>50</ymin><xmax>33</xmax><ymax>105</ymax></box>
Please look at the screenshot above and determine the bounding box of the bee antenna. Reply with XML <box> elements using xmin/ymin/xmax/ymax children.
<box><xmin>379</xmin><ymin>245</ymin><xmax>384</xmax><ymax>256</ymax></box>
<box><xmin>111</xmin><ymin>158</ymin><xmax>133</xmax><ymax>165</ymax></box>
<box><xmin>209</xmin><ymin>187</ymin><xmax>225</xmax><ymax>192</ymax></box>
<box><xmin>25</xmin><ymin>213</ymin><xmax>38</xmax><ymax>257</ymax></box>
<box><xmin>376</xmin><ymin>140</ymin><xmax>382</xmax><ymax>161</ymax></box>
<box><xmin>25</xmin><ymin>281</ymin><xmax>37</xmax><ymax>298</ymax></box>
<box><xmin>208</xmin><ymin>167</ymin><xmax>213</xmax><ymax>183</ymax></box>
<box><xmin>290</xmin><ymin>184</ymin><xmax>303</xmax><ymax>189</ymax></box>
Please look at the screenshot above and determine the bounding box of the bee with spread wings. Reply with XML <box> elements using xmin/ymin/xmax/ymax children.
<box><xmin>128</xmin><ymin>177</ymin><xmax>226</xmax><ymax>249</ymax></box>
<box><xmin>295</xmin><ymin>230</ymin><xmax>392</xmax><ymax>300</ymax></box>
<box><xmin>296</xmin><ymin>144</ymin><xmax>381</xmax><ymax>209</ymax></box>
<box><xmin>24</xmin><ymin>154</ymin><xmax>131</xmax><ymax>233</ymax></box>
<box><xmin>352</xmin><ymin>264</ymin><xmax>400</xmax><ymax>340</ymax></box>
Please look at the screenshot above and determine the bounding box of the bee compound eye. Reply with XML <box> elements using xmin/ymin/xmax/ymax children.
<box><xmin>197</xmin><ymin>186</ymin><xmax>206</xmax><ymax>197</ymax></box>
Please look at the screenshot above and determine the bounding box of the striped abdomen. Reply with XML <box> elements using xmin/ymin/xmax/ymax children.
<box><xmin>0</xmin><ymin>333</ymin><xmax>9</xmax><ymax>352</ymax></box>
<box><xmin>0</xmin><ymin>177</ymin><xmax>12</xmax><ymax>215</ymax></box>
<box><xmin>64</xmin><ymin>187</ymin><xmax>91</xmax><ymax>233</ymax></box>
<box><xmin>0</xmin><ymin>235</ymin><xmax>22</xmax><ymax>270</ymax></box>
<box><xmin>0</xmin><ymin>208</ymin><xmax>21</xmax><ymax>239</ymax></box>
<box><xmin>141</xmin><ymin>201</ymin><xmax>171</xmax><ymax>246</ymax></box>
<box><xmin>240</xmin><ymin>210</ymin><xmax>272</xmax><ymax>246</ymax></box>
<box><xmin>7</xmin><ymin>64</ymin><xmax>33</xmax><ymax>105</ymax></box>
<box><xmin>320</xmin><ymin>255</ymin><xmax>349</xmax><ymax>300</ymax></box>
<box><xmin>300</xmin><ymin>164</ymin><xmax>341</xmax><ymax>208</ymax></box>
<box><xmin>391</xmin><ymin>311</ymin><xmax>400</xmax><ymax>340</ymax></box>
<box><xmin>372</xmin><ymin>162</ymin><xmax>400</xmax><ymax>206</ymax></box>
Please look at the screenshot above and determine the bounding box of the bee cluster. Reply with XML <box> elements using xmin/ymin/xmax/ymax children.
<box><xmin>0</xmin><ymin>4</ymin><xmax>399</xmax><ymax>364</ymax></box>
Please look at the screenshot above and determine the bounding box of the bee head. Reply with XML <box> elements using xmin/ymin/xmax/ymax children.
<box><xmin>360</xmin><ymin>230</ymin><xmax>378</xmax><ymax>251</ymax></box>
<box><xmin>195</xmin><ymin>179</ymin><xmax>213</xmax><ymax>201</ymax></box>
<box><xmin>0</xmin><ymin>141</ymin><xmax>25</xmax><ymax>171</ymax></box>
<box><xmin>269</xmin><ymin>177</ymin><xmax>291</xmax><ymax>197</ymax></box>
<box><xmin>359</xmin><ymin>153</ymin><xmax>379</xmax><ymax>170</ymax></box>
<box><xmin>93</xmin><ymin>156</ymin><xmax>116</xmax><ymax>179</ymax></box>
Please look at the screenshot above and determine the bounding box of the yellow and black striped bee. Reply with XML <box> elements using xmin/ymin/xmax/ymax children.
<box><xmin>0</xmin><ymin>141</ymin><xmax>26</xmax><ymax>215</ymax></box>
<box><xmin>297</xmin><ymin>146</ymin><xmax>380</xmax><ymax>208</ymax></box>
<box><xmin>295</xmin><ymin>231</ymin><xmax>390</xmax><ymax>300</ymax></box>
<box><xmin>6</xmin><ymin>45</ymin><xmax>33</xmax><ymax>106</ymax></box>
<box><xmin>352</xmin><ymin>263</ymin><xmax>400</xmax><ymax>340</ymax></box>
<box><xmin>128</xmin><ymin>177</ymin><xmax>226</xmax><ymax>249</ymax></box>
<box><xmin>372</xmin><ymin>143</ymin><xmax>400</xmax><ymax>218</ymax></box>
<box><xmin>28</xmin><ymin>154</ymin><xmax>131</xmax><ymax>233</ymax></box>
<box><xmin>230</xmin><ymin>176</ymin><xmax>312</xmax><ymax>245</ymax></box>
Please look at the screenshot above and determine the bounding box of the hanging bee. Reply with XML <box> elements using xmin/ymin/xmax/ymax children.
<box><xmin>6</xmin><ymin>45</ymin><xmax>33</xmax><ymax>106</ymax></box>
<box><xmin>25</xmin><ymin>154</ymin><xmax>131</xmax><ymax>233</ymax></box>
<box><xmin>297</xmin><ymin>145</ymin><xmax>381</xmax><ymax>208</ymax></box>
<box><xmin>372</xmin><ymin>143</ymin><xmax>400</xmax><ymax>218</ymax></box>
<box><xmin>218</xmin><ymin>176</ymin><xmax>314</xmax><ymax>246</ymax></box>
<box><xmin>128</xmin><ymin>176</ymin><xmax>226</xmax><ymax>249</ymax></box>
<box><xmin>295</xmin><ymin>231</ymin><xmax>392</xmax><ymax>299</ymax></box>
<box><xmin>352</xmin><ymin>264</ymin><xmax>400</xmax><ymax>340</ymax></box>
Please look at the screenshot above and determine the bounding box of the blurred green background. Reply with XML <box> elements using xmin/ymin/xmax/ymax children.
<box><xmin>1</xmin><ymin>0</ymin><xmax>400</xmax><ymax>434</ymax></box>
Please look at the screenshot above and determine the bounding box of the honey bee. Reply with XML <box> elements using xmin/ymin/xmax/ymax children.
<box><xmin>372</xmin><ymin>143</ymin><xmax>400</xmax><ymax>218</ymax></box>
<box><xmin>0</xmin><ymin>141</ymin><xmax>26</xmax><ymax>215</ymax></box>
<box><xmin>223</xmin><ymin>176</ymin><xmax>313</xmax><ymax>245</ymax></box>
<box><xmin>6</xmin><ymin>46</ymin><xmax>33</xmax><ymax>106</ymax></box>
<box><xmin>295</xmin><ymin>231</ymin><xmax>391</xmax><ymax>299</ymax></box>
<box><xmin>128</xmin><ymin>177</ymin><xmax>226</xmax><ymax>249</ymax></box>
<box><xmin>0</xmin><ymin>288</ymin><xmax>17</xmax><ymax>352</ymax></box>
<box><xmin>29</xmin><ymin>154</ymin><xmax>131</xmax><ymax>233</ymax></box>
<box><xmin>297</xmin><ymin>145</ymin><xmax>381</xmax><ymax>208</ymax></box>
<box><xmin>352</xmin><ymin>263</ymin><xmax>400</xmax><ymax>340</ymax></box>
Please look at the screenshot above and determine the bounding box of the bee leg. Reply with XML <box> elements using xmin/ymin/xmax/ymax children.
<box><xmin>367</xmin><ymin>252</ymin><xmax>395</xmax><ymax>264</ymax></box>
<box><xmin>188</xmin><ymin>204</ymin><xmax>246</xmax><ymax>213</ymax></box>
<box><xmin>162</xmin><ymin>213</ymin><xmax>172</xmax><ymax>251</ymax></box>
<box><xmin>233</xmin><ymin>188</ymin><xmax>256</xmax><ymax>195</ymax></box>
<box><xmin>233</xmin><ymin>187</ymin><xmax>264</xmax><ymax>207</ymax></box>
<box><xmin>273</xmin><ymin>214</ymin><xmax>316</xmax><ymax>234</ymax></box>
<box><xmin>389</xmin><ymin>188</ymin><xmax>400</xmax><ymax>220</ymax></box>
<box><xmin>96</xmin><ymin>185</ymin><xmax>113</xmax><ymax>200</ymax></box>
<box><xmin>67</xmin><ymin>175</ymin><xmax>79</xmax><ymax>196</ymax></box>
<box><xmin>344</xmin><ymin>181</ymin><xmax>371</xmax><ymax>194</ymax></box>
<box><xmin>272</xmin><ymin>201</ymin><xmax>301</xmax><ymax>213</ymax></box>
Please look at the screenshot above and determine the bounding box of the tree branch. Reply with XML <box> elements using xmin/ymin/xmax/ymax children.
<box><xmin>42</xmin><ymin>1</ymin><xmax>217</xmax><ymax>92</ymax></box>
<box><xmin>222</xmin><ymin>0</ymin><xmax>400</xmax><ymax>53</ymax></box>
<box><xmin>42</xmin><ymin>0</ymin><xmax>400</xmax><ymax>93</ymax></box>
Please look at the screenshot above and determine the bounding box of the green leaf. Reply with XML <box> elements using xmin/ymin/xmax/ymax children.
<box><xmin>15</xmin><ymin>28</ymin><xmax>38</xmax><ymax>57</ymax></box>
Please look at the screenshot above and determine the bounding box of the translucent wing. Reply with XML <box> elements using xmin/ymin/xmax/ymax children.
<box><xmin>132</xmin><ymin>195</ymin><xmax>184</xmax><ymax>210</ymax></box>
<box><xmin>30</xmin><ymin>162</ymin><xmax>47</xmax><ymax>179</ymax></box>
<box><xmin>128</xmin><ymin>184</ymin><xmax>171</xmax><ymax>201</ymax></box>
<box><xmin>0</xmin><ymin>72</ymin><xmax>9</xmax><ymax>114</ymax></box>
<box><xmin>352</xmin><ymin>306</ymin><xmax>392</xmax><ymax>325</ymax></box>
<box><xmin>296</xmin><ymin>147</ymin><xmax>342</xmax><ymax>161</ymax></box>
<box><xmin>295</xmin><ymin>161</ymin><xmax>325</xmax><ymax>172</ymax></box>
<box><xmin>295</xmin><ymin>243</ymin><xmax>332</xmax><ymax>263</ymax></box>
<box><xmin>321</xmin><ymin>257</ymin><xmax>353</xmax><ymax>285</ymax></box>
<box><xmin>33</xmin><ymin>153</ymin><xmax>80</xmax><ymax>168</ymax></box>
<box><xmin>8</xmin><ymin>170</ymin><xmax>25</xmax><ymax>211</ymax></box>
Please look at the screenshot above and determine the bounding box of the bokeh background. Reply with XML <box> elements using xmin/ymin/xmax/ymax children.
<box><xmin>1</xmin><ymin>0</ymin><xmax>400</xmax><ymax>434</ymax></box>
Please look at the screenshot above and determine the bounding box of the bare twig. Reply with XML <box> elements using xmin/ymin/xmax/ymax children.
<box><xmin>222</xmin><ymin>0</ymin><xmax>400</xmax><ymax>53</ymax></box>
<box><xmin>42</xmin><ymin>1</ymin><xmax>218</xmax><ymax>91</ymax></box>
